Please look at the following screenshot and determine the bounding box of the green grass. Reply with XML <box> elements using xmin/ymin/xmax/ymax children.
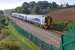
<box><xmin>8</xmin><ymin>23</ymin><xmax>41</xmax><ymax>50</ymax></box>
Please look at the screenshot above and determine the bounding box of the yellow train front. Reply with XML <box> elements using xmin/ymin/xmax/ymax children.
<box><xmin>43</xmin><ymin>16</ymin><xmax>53</xmax><ymax>29</ymax></box>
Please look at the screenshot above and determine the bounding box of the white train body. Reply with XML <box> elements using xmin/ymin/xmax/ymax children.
<box><xmin>12</xmin><ymin>13</ymin><xmax>46</xmax><ymax>25</ymax></box>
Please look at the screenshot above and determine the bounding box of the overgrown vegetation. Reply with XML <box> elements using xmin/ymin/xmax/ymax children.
<box><xmin>8</xmin><ymin>23</ymin><xmax>41</xmax><ymax>50</ymax></box>
<box><xmin>0</xmin><ymin>10</ymin><xmax>40</xmax><ymax>50</ymax></box>
<box><xmin>0</xmin><ymin>12</ymin><xmax>21</xmax><ymax>50</ymax></box>
<box><xmin>0</xmin><ymin>11</ymin><xmax>21</xmax><ymax>50</ymax></box>
<box><xmin>15</xmin><ymin>1</ymin><xmax>59</xmax><ymax>14</ymax></box>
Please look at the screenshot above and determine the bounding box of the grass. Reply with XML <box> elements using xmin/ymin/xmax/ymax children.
<box><xmin>0</xmin><ymin>16</ymin><xmax>41</xmax><ymax>50</ymax></box>
<box><xmin>8</xmin><ymin>23</ymin><xmax>41</xmax><ymax>50</ymax></box>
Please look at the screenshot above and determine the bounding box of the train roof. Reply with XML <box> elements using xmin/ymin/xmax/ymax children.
<box><xmin>12</xmin><ymin>13</ymin><xmax>47</xmax><ymax>17</ymax></box>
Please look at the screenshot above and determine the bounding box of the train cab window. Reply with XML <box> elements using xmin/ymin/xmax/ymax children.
<box><xmin>45</xmin><ymin>17</ymin><xmax>48</xmax><ymax>24</ymax></box>
<box><xmin>45</xmin><ymin>16</ymin><xmax>52</xmax><ymax>25</ymax></box>
<box><xmin>19</xmin><ymin>15</ymin><xmax>24</xmax><ymax>19</ymax></box>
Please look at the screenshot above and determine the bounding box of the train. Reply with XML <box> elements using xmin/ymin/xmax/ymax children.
<box><xmin>11</xmin><ymin>13</ymin><xmax>53</xmax><ymax>29</ymax></box>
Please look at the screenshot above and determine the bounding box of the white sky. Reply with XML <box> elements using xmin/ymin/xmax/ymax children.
<box><xmin>0</xmin><ymin>0</ymin><xmax>75</xmax><ymax>10</ymax></box>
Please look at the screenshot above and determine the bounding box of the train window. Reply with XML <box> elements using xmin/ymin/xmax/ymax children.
<box><xmin>19</xmin><ymin>15</ymin><xmax>24</xmax><ymax>18</ymax></box>
<box><xmin>32</xmin><ymin>18</ymin><xmax>40</xmax><ymax>22</ymax></box>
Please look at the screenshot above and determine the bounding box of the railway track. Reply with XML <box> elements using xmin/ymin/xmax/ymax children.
<box><xmin>9</xmin><ymin>16</ymin><xmax>62</xmax><ymax>48</ymax></box>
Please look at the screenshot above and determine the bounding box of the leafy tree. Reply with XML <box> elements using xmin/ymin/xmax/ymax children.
<box><xmin>22</xmin><ymin>2</ymin><xmax>29</xmax><ymax>8</ymax></box>
<box><xmin>0</xmin><ymin>10</ymin><xmax>4</xmax><ymax>16</ymax></box>
<box><xmin>22</xmin><ymin>2</ymin><xmax>30</xmax><ymax>14</ymax></box>
<box><xmin>51</xmin><ymin>2</ymin><xmax>58</xmax><ymax>8</ymax></box>
<box><xmin>34</xmin><ymin>6</ymin><xmax>41</xmax><ymax>14</ymax></box>
<box><xmin>15</xmin><ymin>7</ymin><xmax>23</xmax><ymax>13</ymax></box>
<box><xmin>35</xmin><ymin>1</ymin><xmax>50</xmax><ymax>14</ymax></box>
<box><xmin>66</xmin><ymin>3</ymin><xmax>71</xmax><ymax>8</ymax></box>
<box><xmin>29</xmin><ymin>1</ymin><xmax>36</xmax><ymax>8</ymax></box>
<box><xmin>15</xmin><ymin>1</ymin><xmax>61</xmax><ymax>14</ymax></box>
<box><xmin>37</xmin><ymin>1</ymin><xmax>50</xmax><ymax>8</ymax></box>
<box><xmin>22</xmin><ymin>7</ymin><xmax>30</xmax><ymax>14</ymax></box>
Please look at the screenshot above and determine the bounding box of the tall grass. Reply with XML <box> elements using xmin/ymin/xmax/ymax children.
<box><xmin>8</xmin><ymin>23</ymin><xmax>41</xmax><ymax>50</ymax></box>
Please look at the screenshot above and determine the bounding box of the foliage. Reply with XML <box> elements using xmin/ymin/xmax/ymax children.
<box><xmin>15</xmin><ymin>7</ymin><xmax>23</xmax><ymax>13</ymax></box>
<box><xmin>0</xmin><ymin>16</ymin><xmax>8</xmax><ymax>29</ymax></box>
<box><xmin>0</xmin><ymin>17</ymin><xmax>41</xmax><ymax>50</ymax></box>
<box><xmin>15</xmin><ymin>1</ymin><xmax>59</xmax><ymax>14</ymax></box>
<box><xmin>7</xmin><ymin>23</ymin><xmax>41</xmax><ymax>50</ymax></box>
<box><xmin>49</xmin><ymin>21</ymin><xmax>70</xmax><ymax>31</ymax></box>
<box><xmin>0</xmin><ymin>40</ymin><xmax>21</xmax><ymax>50</ymax></box>
<box><xmin>0</xmin><ymin>10</ymin><xmax>4</xmax><ymax>16</ymax></box>
<box><xmin>51</xmin><ymin>2</ymin><xmax>58</xmax><ymax>8</ymax></box>
<box><xmin>0</xmin><ymin>16</ymin><xmax>21</xmax><ymax>50</ymax></box>
<box><xmin>15</xmin><ymin>1</ymin><xmax>75</xmax><ymax>14</ymax></box>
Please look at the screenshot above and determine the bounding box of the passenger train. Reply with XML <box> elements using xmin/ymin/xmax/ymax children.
<box><xmin>12</xmin><ymin>13</ymin><xmax>53</xmax><ymax>29</ymax></box>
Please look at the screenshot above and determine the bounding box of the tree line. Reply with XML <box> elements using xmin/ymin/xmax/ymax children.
<box><xmin>14</xmin><ymin>1</ymin><xmax>75</xmax><ymax>14</ymax></box>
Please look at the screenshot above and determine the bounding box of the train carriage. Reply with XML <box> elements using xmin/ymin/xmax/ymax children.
<box><xmin>11</xmin><ymin>13</ymin><xmax>53</xmax><ymax>29</ymax></box>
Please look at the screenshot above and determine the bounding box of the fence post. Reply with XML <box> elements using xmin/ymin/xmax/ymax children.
<box><xmin>61</xmin><ymin>35</ymin><xmax>64</xmax><ymax>50</ymax></box>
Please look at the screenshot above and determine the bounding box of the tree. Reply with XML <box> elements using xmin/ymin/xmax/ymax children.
<box><xmin>35</xmin><ymin>1</ymin><xmax>50</xmax><ymax>14</ymax></box>
<box><xmin>15</xmin><ymin>1</ymin><xmax>60</xmax><ymax>14</ymax></box>
<box><xmin>22</xmin><ymin>7</ymin><xmax>30</xmax><ymax>14</ymax></box>
<box><xmin>60</xmin><ymin>4</ymin><xmax>63</xmax><ymax>8</ymax></box>
<box><xmin>22</xmin><ymin>2</ymin><xmax>29</xmax><ymax>8</ymax></box>
<box><xmin>34</xmin><ymin>6</ymin><xmax>41</xmax><ymax>14</ymax></box>
<box><xmin>0</xmin><ymin>10</ymin><xmax>4</xmax><ymax>16</ymax></box>
<box><xmin>22</xmin><ymin>2</ymin><xmax>30</xmax><ymax>14</ymax></box>
<box><xmin>15</xmin><ymin>7</ymin><xmax>23</xmax><ymax>13</ymax></box>
<box><xmin>29</xmin><ymin>1</ymin><xmax>36</xmax><ymax>8</ymax></box>
<box><xmin>66</xmin><ymin>3</ymin><xmax>70</xmax><ymax>8</ymax></box>
<box><xmin>37</xmin><ymin>1</ymin><xmax>50</xmax><ymax>9</ymax></box>
<box><xmin>51</xmin><ymin>2</ymin><xmax>58</xmax><ymax>8</ymax></box>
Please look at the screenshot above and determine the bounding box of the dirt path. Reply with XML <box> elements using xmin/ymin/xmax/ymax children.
<box><xmin>9</xmin><ymin>17</ymin><xmax>61</xmax><ymax>47</ymax></box>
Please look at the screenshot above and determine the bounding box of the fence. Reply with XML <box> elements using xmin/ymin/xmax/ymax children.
<box><xmin>12</xmin><ymin>23</ymin><xmax>75</xmax><ymax>50</ymax></box>
<box><xmin>11</xmin><ymin>19</ymin><xmax>75</xmax><ymax>50</ymax></box>
<box><xmin>11</xmin><ymin>21</ymin><xmax>60</xmax><ymax>50</ymax></box>
<box><xmin>62</xmin><ymin>22</ymin><xmax>75</xmax><ymax>50</ymax></box>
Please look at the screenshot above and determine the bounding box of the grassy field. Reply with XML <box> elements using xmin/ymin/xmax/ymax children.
<box><xmin>48</xmin><ymin>7</ymin><xmax>75</xmax><ymax>23</ymax></box>
<box><xmin>7</xmin><ymin>23</ymin><xmax>41</xmax><ymax>50</ymax></box>
<box><xmin>0</xmin><ymin>16</ymin><xmax>41</xmax><ymax>50</ymax></box>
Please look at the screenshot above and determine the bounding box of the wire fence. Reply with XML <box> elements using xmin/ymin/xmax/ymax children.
<box><xmin>11</xmin><ymin>21</ymin><xmax>60</xmax><ymax>50</ymax></box>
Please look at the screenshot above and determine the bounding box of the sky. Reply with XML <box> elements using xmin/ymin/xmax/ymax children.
<box><xmin>0</xmin><ymin>0</ymin><xmax>75</xmax><ymax>10</ymax></box>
